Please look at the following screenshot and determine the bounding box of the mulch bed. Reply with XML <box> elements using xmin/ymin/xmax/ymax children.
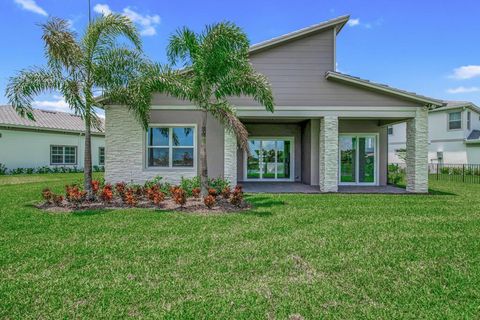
<box><xmin>36</xmin><ymin>197</ymin><xmax>251</xmax><ymax>214</ymax></box>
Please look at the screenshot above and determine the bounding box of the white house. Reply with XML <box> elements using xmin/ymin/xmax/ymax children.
<box><xmin>389</xmin><ymin>101</ymin><xmax>480</xmax><ymax>164</ymax></box>
<box><xmin>0</xmin><ymin>106</ymin><xmax>105</xmax><ymax>171</ymax></box>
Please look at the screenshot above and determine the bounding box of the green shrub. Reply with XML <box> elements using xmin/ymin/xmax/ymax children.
<box><xmin>180</xmin><ymin>176</ymin><xmax>200</xmax><ymax>196</ymax></box>
<box><xmin>0</xmin><ymin>163</ymin><xmax>7</xmax><ymax>175</ymax></box>
<box><xmin>208</xmin><ymin>177</ymin><xmax>230</xmax><ymax>194</ymax></box>
<box><xmin>388</xmin><ymin>164</ymin><xmax>404</xmax><ymax>185</ymax></box>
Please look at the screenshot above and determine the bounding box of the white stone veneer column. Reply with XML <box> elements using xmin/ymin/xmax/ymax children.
<box><xmin>319</xmin><ymin>116</ymin><xmax>339</xmax><ymax>192</ymax></box>
<box><xmin>406</xmin><ymin>107</ymin><xmax>429</xmax><ymax>193</ymax></box>
<box><xmin>224</xmin><ymin>128</ymin><xmax>237</xmax><ymax>186</ymax></box>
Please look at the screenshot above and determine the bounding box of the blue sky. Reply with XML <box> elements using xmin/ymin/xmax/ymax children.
<box><xmin>1</xmin><ymin>0</ymin><xmax>480</xmax><ymax>113</ymax></box>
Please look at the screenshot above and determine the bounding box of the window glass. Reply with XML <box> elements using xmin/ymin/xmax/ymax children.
<box><xmin>467</xmin><ymin>111</ymin><xmax>471</xmax><ymax>130</ymax></box>
<box><xmin>387</xmin><ymin>126</ymin><xmax>393</xmax><ymax>135</ymax></box>
<box><xmin>51</xmin><ymin>146</ymin><xmax>76</xmax><ymax>165</ymax></box>
<box><xmin>448</xmin><ymin>112</ymin><xmax>462</xmax><ymax>130</ymax></box>
<box><xmin>99</xmin><ymin>147</ymin><xmax>105</xmax><ymax>165</ymax></box>
<box><xmin>147</xmin><ymin>127</ymin><xmax>195</xmax><ymax>168</ymax></box>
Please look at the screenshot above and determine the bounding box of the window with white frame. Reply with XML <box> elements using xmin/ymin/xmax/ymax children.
<box><xmin>51</xmin><ymin>145</ymin><xmax>77</xmax><ymax>165</ymax></box>
<box><xmin>467</xmin><ymin>111</ymin><xmax>471</xmax><ymax>130</ymax></box>
<box><xmin>147</xmin><ymin>126</ymin><xmax>195</xmax><ymax>168</ymax></box>
<box><xmin>448</xmin><ymin>112</ymin><xmax>462</xmax><ymax>130</ymax></box>
<box><xmin>387</xmin><ymin>126</ymin><xmax>393</xmax><ymax>135</ymax></box>
<box><xmin>99</xmin><ymin>147</ymin><xmax>105</xmax><ymax>165</ymax></box>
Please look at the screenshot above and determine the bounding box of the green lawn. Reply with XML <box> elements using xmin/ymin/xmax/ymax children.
<box><xmin>1</xmin><ymin>174</ymin><xmax>479</xmax><ymax>318</ymax></box>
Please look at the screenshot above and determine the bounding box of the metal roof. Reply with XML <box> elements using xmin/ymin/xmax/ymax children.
<box><xmin>430</xmin><ymin>100</ymin><xmax>480</xmax><ymax>113</ymax></box>
<box><xmin>0</xmin><ymin>105</ymin><xmax>104</xmax><ymax>134</ymax></box>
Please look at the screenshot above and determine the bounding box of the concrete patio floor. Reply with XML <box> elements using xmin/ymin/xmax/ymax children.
<box><xmin>240</xmin><ymin>182</ymin><xmax>408</xmax><ymax>194</ymax></box>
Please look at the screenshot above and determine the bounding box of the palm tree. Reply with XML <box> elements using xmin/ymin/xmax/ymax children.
<box><xmin>133</xmin><ymin>22</ymin><xmax>275</xmax><ymax>195</ymax></box>
<box><xmin>6</xmin><ymin>14</ymin><xmax>147</xmax><ymax>197</ymax></box>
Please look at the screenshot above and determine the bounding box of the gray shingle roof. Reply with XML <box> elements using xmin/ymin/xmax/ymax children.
<box><xmin>0</xmin><ymin>106</ymin><xmax>104</xmax><ymax>134</ymax></box>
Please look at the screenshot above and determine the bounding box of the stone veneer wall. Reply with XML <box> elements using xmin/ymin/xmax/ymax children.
<box><xmin>319</xmin><ymin>116</ymin><xmax>339</xmax><ymax>192</ymax></box>
<box><xmin>406</xmin><ymin>107</ymin><xmax>429</xmax><ymax>193</ymax></box>
<box><xmin>223</xmin><ymin>129</ymin><xmax>237</xmax><ymax>186</ymax></box>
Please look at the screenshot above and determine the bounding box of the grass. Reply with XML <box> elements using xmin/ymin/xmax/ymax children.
<box><xmin>1</xmin><ymin>174</ymin><xmax>479</xmax><ymax>318</ymax></box>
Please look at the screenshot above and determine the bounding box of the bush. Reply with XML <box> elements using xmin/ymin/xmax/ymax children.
<box><xmin>221</xmin><ymin>187</ymin><xmax>231</xmax><ymax>199</ymax></box>
<box><xmin>230</xmin><ymin>185</ymin><xmax>244</xmax><ymax>206</ymax></box>
<box><xmin>208</xmin><ymin>188</ymin><xmax>218</xmax><ymax>197</ymax></box>
<box><xmin>0</xmin><ymin>163</ymin><xmax>7</xmax><ymax>175</ymax></box>
<box><xmin>192</xmin><ymin>187</ymin><xmax>201</xmax><ymax>198</ymax></box>
<box><xmin>204</xmin><ymin>195</ymin><xmax>216</xmax><ymax>209</ymax></box>
<box><xmin>172</xmin><ymin>187</ymin><xmax>186</xmax><ymax>207</ymax></box>
<box><xmin>10</xmin><ymin>168</ymin><xmax>25</xmax><ymax>175</ymax></box>
<box><xmin>123</xmin><ymin>188</ymin><xmax>138</xmax><ymax>207</ymax></box>
<box><xmin>100</xmin><ymin>184</ymin><xmax>113</xmax><ymax>203</ymax></box>
<box><xmin>65</xmin><ymin>185</ymin><xmax>86</xmax><ymax>205</ymax></box>
<box><xmin>42</xmin><ymin>188</ymin><xmax>53</xmax><ymax>203</ymax></box>
<box><xmin>115</xmin><ymin>182</ymin><xmax>126</xmax><ymax>197</ymax></box>
<box><xmin>52</xmin><ymin>194</ymin><xmax>64</xmax><ymax>206</ymax></box>
<box><xmin>388</xmin><ymin>164</ymin><xmax>404</xmax><ymax>185</ymax></box>
<box><xmin>208</xmin><ymin>177</ymin><xmax>230</xmax><ymax>194</ymax></box>
<box><xmin>91</xmin><ymin>180</ymin><xmax>101</xmax><ymax>194</ymax></box>
<box><xmin>180</xmin><ymin>176</ymin><xmax>200</xmax><ymax>196</ymax></box>
<box><xmin>36</xmin><ymin>166</ymin><xmax>52</xmax><ymax>174</ymax></box>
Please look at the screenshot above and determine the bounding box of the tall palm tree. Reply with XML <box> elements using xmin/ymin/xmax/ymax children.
<box><xmin>131</xmin><ymin>22</ymin><xmax>275</xmax><ymax>195</ymax></box>
<box><xmin>6</xmin><ymin>14</ymin><xmax>147</xmax><ymax>197</ymax></box>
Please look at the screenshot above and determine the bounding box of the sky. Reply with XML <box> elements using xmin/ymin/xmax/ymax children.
<box><xmin>0</xmin><ymin>0</ymin><xmax>479</xmax><ymax>114</ymax></box>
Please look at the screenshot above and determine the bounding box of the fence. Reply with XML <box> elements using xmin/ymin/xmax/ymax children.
<box><xmin>388</xmin><ymin>163</ymin><xmax>480</xmax><ymax>184</ymax></box>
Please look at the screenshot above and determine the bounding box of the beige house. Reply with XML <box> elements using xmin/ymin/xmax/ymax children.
<box><xmin>103</xmin><ymin>15</ymin><xmax>443</xmax><ymax>193</ymax></box>
<box><xmin>0</xmin><ymin>106</ymin><xmax>105</xmax><ymax>171</ymax></box>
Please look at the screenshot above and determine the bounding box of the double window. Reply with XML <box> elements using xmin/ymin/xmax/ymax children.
<box><xmin>147</xmin><ymin>126</ymin><xmax>195</xmax><ymax>168</ymax></box>
<box><xmin>51</xmin><ymin>145</ymin><xmax>77</xmax><ymax>165</ymax></box>
<box><xmin>448</xmin><ymin>111</ymin><xmax>462</xmax><ymax>130</ymax></box>
<box><xmin>99</xmin><ymin>147</ymin><xmax>105</xmax><ymax>165</ymax></box>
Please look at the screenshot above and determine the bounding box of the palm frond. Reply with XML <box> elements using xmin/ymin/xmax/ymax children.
<box><xmin>41</xmin><ymin>17</ymin><xmax>82</xmax><ymax>71</ymax></box>
<box><xmin>167</xmin><ymin>27</ymin><xmax>200</xmax><ymax>67</ymax></box>
<box><xmin>5</xmin><ymin>67</ymin><xmax>63</xmax><ymax>119</ymax></box>
<box><xmin>208</xmin><ymin>101</ymin><xmax>249</xmax><ymax>151</ymax></box>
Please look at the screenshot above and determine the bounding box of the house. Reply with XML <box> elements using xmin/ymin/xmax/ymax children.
<box><xmin>103</xmin><ymin>15</ymin><xmax>443</xmax><ymax>193</ymax></box>
<box><xmin>0</xmin><ymin>106</ymin><xmax>105</xmax><ymax>171</ymax></box>
<box><xmin>389</xmin><ymin>101</ymin><xmax>480</xmax><ymax>164</ymax></box>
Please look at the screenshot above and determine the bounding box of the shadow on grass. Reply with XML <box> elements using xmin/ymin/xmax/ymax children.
<box><xmin>72</xmin><ymin>209</ymin><xmax>114</xmax><ymax>216</ymax></box>
<box><xmin>428</xmin><ymin>188</ymin><xmax>457</xmax><ymax>196</ymax></box>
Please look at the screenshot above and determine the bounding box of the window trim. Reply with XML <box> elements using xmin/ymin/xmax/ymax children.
<box><xmin>145</xmin><ymin>124</ymin><xmax>197</xmax><ymax>170</ymax></box>
<box><xmin>99</xmin><ymin>147</ymin><xmax>105</xmax><ymax>166</ymax></box>
<box><xmin>447</xmin><ymin>111</ymin><xmax>462</xmax><ymax>131</ymax></box>
<box><xmin>387</xmin><ymin>126</ymin><xmax>393</xmax><ymax>135</ymax></box>
<box><xmin>467</xmin><ymin>111</ymin><xmax>471</xmax><ymax>131</ymax></box>
<box><xmin>50</xmin><ymin>145</ymin><xmax>78</xmax><ymax>165</ymax></box>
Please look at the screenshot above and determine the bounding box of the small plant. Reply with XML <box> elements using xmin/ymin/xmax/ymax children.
<box><xmin>42</xmin><ymin>188</ymin><xmax>53</xmax><ymax>203</ymax></box>
<box><xmin>192</xmin><ymin>187</ymin><xmax>201</xmax><ymax>198</ymax></box>
<box><xmin>10</xmin><ymin>168</ymin><xmax>25</xmax><ymax>175</ymax></box>
<box><xmin>221</xmin><ymin>186</ymin><xmax>231</xmax><ymax>199</ymax></box>
<box><xmin>208</xmin><ymin>188</ymin><xmax>218</xmax><ymax>197</ymax></box>
<box><xmin>65</xmin><ymin>185</ymin><xmax>87</xmax><ymax>205</ymax></box>
<box><xmin>180</xmin><ymin>176</ymin><xmax>201</xmax><ymax>196</ymax></box>
<box><xmin>26</xmin><ymin>168</ymin><xmax>35</xmax><ymax>174</ymax></box>
<box><xmin>172</xmin><ymin>187</ymin><xmax>187</xmax><ymax>207</ymax></box>
<box><xmin>52</xmin><ymin>194</ymin><xmax>64</xmax><ymax>206</ymax></box>
<box><xmin>230</xmin><ymin>185</ymin><xmax>244</xmax><ymax>207</ymax></box>
<box><xmin>208</xmin><ymin>177</ymin><xmax>230</xmax><ymax>195</ymax></box>
<box><xmin>204</xmin><ymin>195</ymin><xmax>216</xmax><ymax>209</ymax></box>
<box><xmin>123</xmin><ymin>188</ymin><xmax>138</xmax><ymax>207</ymax></box>
<box><xmin>100</xmin><ymin>184</ymin><xmax>114</xmax><ymax>203</ymax></box>
<box><xmin>152</xmin><ymin>190</ymin><xmax>165</xmax><ymax>205</ymax></box>
<box><xmin>91</xmin><ymin>180</ymin><xmax>101</xmax><ymax>194</ymax></box>
<box><xmin>169</xmin><ymin>185</ymin><xmax>179</xmax><ymax>197</ymax></box>
<box><xmin>115</xmin><ymin>182</ymin><xmax>126</xmax><ymax>197</ymax></box>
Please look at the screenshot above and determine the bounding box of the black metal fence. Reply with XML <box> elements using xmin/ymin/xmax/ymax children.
<box><xmin>388</xmin><ymin>163</ymin><xmax>480</xmax><ymax>184</ymax></box>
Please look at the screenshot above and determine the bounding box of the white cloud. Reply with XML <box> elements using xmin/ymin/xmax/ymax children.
<box><xmin>94</xmin><ymin>4</ymin><xmax>160</xmax><ymax>36</ymax></box>
<box><xmin>446</xmin><ymin>86</ymin><xmax>480</xmax><ymax>94</ymax></box>
<box><xmin>93</xmin><ymin>3</ymin><xmax>112</xmax><ymax>16</ymax></box>
<box><xmin>14</xmin><ymin>0</ymin><xmax>47</xmax><ymax>16</ymax></box>
<box><xmin>347</xmin><ymin>18</ymin><xmax>360</xmax><ymax>27</ymax></box>
<box><xmin>32</xmin><ymin>96</ymin><xmax>70</xmax><ymax>112</ymax></box>
<box><xmin>450</xmin><ymin>65</ymin><xmax>480</xmax><ymax>80</ymax></box>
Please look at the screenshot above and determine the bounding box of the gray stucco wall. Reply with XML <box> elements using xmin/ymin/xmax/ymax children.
<box><xmin>237</xmin><ymin>123</ymin><xmax>302</xmax><ymax>182</ymax></box>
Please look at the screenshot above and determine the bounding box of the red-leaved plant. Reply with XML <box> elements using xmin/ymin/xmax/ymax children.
<box><xmin>123</xmin><ymin>188</ymin><xmax>137</xmax><ymax>207</ymax></box>
<box><xmin>52</xmin><ymin>194</ymin><xmax>64</xmax><ymax>206</ymax></box>
<box><xmin>115</xmin><ymin>182</ymin><xmax>126</xmax><ymax>197</ymax></box>
<box><xmin>221</xmin><ymin>186</ymin><xmax>231</xmax><ymax>199</ymax></box>
<box><xmin>204</xmin><ymin>195</ymin><xmax>216</xmax><ymax>209</ymax></box>
<box><xmin>91</xmin><ymin>180</ymin><xmax>100</xmax><ymax>194</ymax></box>
<box><xmin>208</xmin><ymin>188</ymin><xmax>218</xmax><ymax>197</ymax></box>
<box><xmin>100</xmin><ymin>184</ymin><xmax>113</xmax><ymax>203</ymax></box>
<box><xmin>65</xmin><ymin>185</ymin><xmax>87</xmax><ymax>205</ymax></box>
<box><xmin>42</xmin><ymin>188</ymin><xmax>53</xmax><ymax>203</ymax></box>
<box><xmin>192</xmin><ymin>187</ymin><xmax>201</xmax><ymax>199</ymax></box>
<box><xmin>230</xmin><ymin>185</ymin><xmax>244</xmax><ymax>207</ymax></box>
<box><xmin>172</xmin><ymin>187</ymin><xmax>186</xmax><ymax>207</ymax></box>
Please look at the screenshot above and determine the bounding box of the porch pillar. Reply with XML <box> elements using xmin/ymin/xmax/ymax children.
<box><xmin>406</xmin><ymin>107</ymin><xmax>428</xmax><ymax>193</ymax></box>
<box><xmin>319</xmin><ymin>116</ymin><xmax>339</xmax><ymax>192</ymax></box>
<box><xmin>224</xmin><ymin>128</ymin><xmax>237</xmax><ymax>186</ymax></box>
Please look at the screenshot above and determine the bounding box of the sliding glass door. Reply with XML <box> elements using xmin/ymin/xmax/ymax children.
<box><xmin>246</xmin><ymin>138</ymin><xmax>293</xmax><ymax>181</ymax></box>
<box><xmin>339</xmin><ymin>135</ymin><xmax>377</xmax><ymax>185</ymax></box>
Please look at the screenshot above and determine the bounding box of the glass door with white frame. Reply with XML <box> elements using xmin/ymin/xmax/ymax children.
<box><xmin>339</xmin><ymin>135</ymin><xmax>377</xmax><ymax>185</ymax></box>
<box><xmin>246</xmin><ymin>138</ymin><xmax>293</xmax><ymax>181</ymax></box>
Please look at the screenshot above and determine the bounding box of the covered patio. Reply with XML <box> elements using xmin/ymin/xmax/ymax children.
<box><xmin>241</xmin><ymin>182</ymin><xmax>408</xmax><ymax>194</ymax></box>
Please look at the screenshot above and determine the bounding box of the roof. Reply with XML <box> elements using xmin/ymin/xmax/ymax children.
<box><xmin>430</xmin><ymin>100</ymin><xmax>480</xmax><ymax>113</ymax></box>
<box><xmin>325</xmin><ymin>71</ymin><xmax>444</xmax><ymax>106</ymax></box>
<box><xmin>467</xmin><ymin>130</ymin><xmax>480</xmax><ymax>141</ymax></box>
<box><xmin>249</xmin><ymin>15</ymin><xmax>350</xmax><ymax>54</ymax></box>
<box><xmin>0</xmin><ymin>106</ymin><xmax>104</xmax><ymax>134</ymax></box>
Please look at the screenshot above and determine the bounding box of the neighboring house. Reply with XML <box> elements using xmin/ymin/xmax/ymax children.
<box><xmin>0</xmin><ymin>106</ymin><xmax>105</xmax><ymax>171</ymax></box>
<box><xmin>389</xmin><ymin>101</ymin><xmax>480</xmax><ymax>164</ymax></box>
<box><xmin>102</xmin><ymin>15</ymin><xmax>443</xmax><ymax>193</ymax></box>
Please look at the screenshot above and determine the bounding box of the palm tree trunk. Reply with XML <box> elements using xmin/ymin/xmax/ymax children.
<box><xmin>200</xmin><ymin>110</ymin><xmax>208</xmax><ymax>196</ymax></box>
<box><xmin>84</xmin><ymin>105</ymin><xmax>93</xmax><ymax>199</ymax></box>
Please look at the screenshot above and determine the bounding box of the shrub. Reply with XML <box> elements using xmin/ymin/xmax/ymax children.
<box><xmin>172</xmin><ymin>187</ymin><xmax>187</xmax><ymax>207</ymax></box>
<box><xmin>91</xmin><ymin>180</ymin><xmax>101</xmax><ymax>194</ymax></box>
<box><xmin>221</xmin><ymin>187</ymin><xmax>231</xmax><ymax>199</ymax></box>
<box><xmin>10</xmin><ymin>168</ymin><xmax>25</xmax><ymax>175</ymax></box>
<box><xmin>204</xmin><ymin>195</ymin><xmax>216</xmax><ymax>209</ymax></box>
<box><xmin>440</xmin><ymin>167</ymin><xmax>450</xmax><ymax>175</ymax></box>
<box><xmin>115</xmin><ymin>182</ymin><xmax>126</xmax><ymax>197</ymax></box>
<box><xmin>208</xmin><ymin>177</ymin><xmax>230</xmax><ymax>194</ymax></box>
<box><xmin>192</xmin><ymin>187</ymin><xmax>201</xmax><ymax>198</ymax></box>
<box><xmin>0</xmin><ymin>163</ymin><xmax>7</xmax><ymax>175</ymax></box>
<box><xmin>36</xmin><ymin>166</ymin><xmax>51</xmax><ymax>174</ymax></box>
<box><xmin>42</xmin><ymin>188</ymin><xmax>53</xmax><ymax>203</ymax></box>
<box><xmin>387</xmin><ymin>164</ymin><xmax>404</xmax><ymax>185</ymax></box>
<box><xmin>208</xmin><ymin>188</ymin><xmax>218</xmax><ymax>197</ymax></box>
<box><xmin>26</xmin><ymin>168</ymin><xmax>35</xmax><ymax>174</ymax></box>
<box><xmin>65</xmin><ymin>185</ymin><xmax>86</xmax><ymax>205</ymax></box>
<box><xmin>123</xmin><ymin>188</ymin><xmax>138</xmax><ymax>207</ymax></box>
<box><xmin>100</xmin><ymin>184</ymin><xmax>114</xmax><ymax>203</ymax></box>
<box><xmin>230</xmin><ymin>185</ymin><xmax>244</xmax><ymax>207</ymax></box>
<box><xmin>180</xmin><ymin>176</ymin><xmax>201</xmax><ymax>196</ymax></box>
